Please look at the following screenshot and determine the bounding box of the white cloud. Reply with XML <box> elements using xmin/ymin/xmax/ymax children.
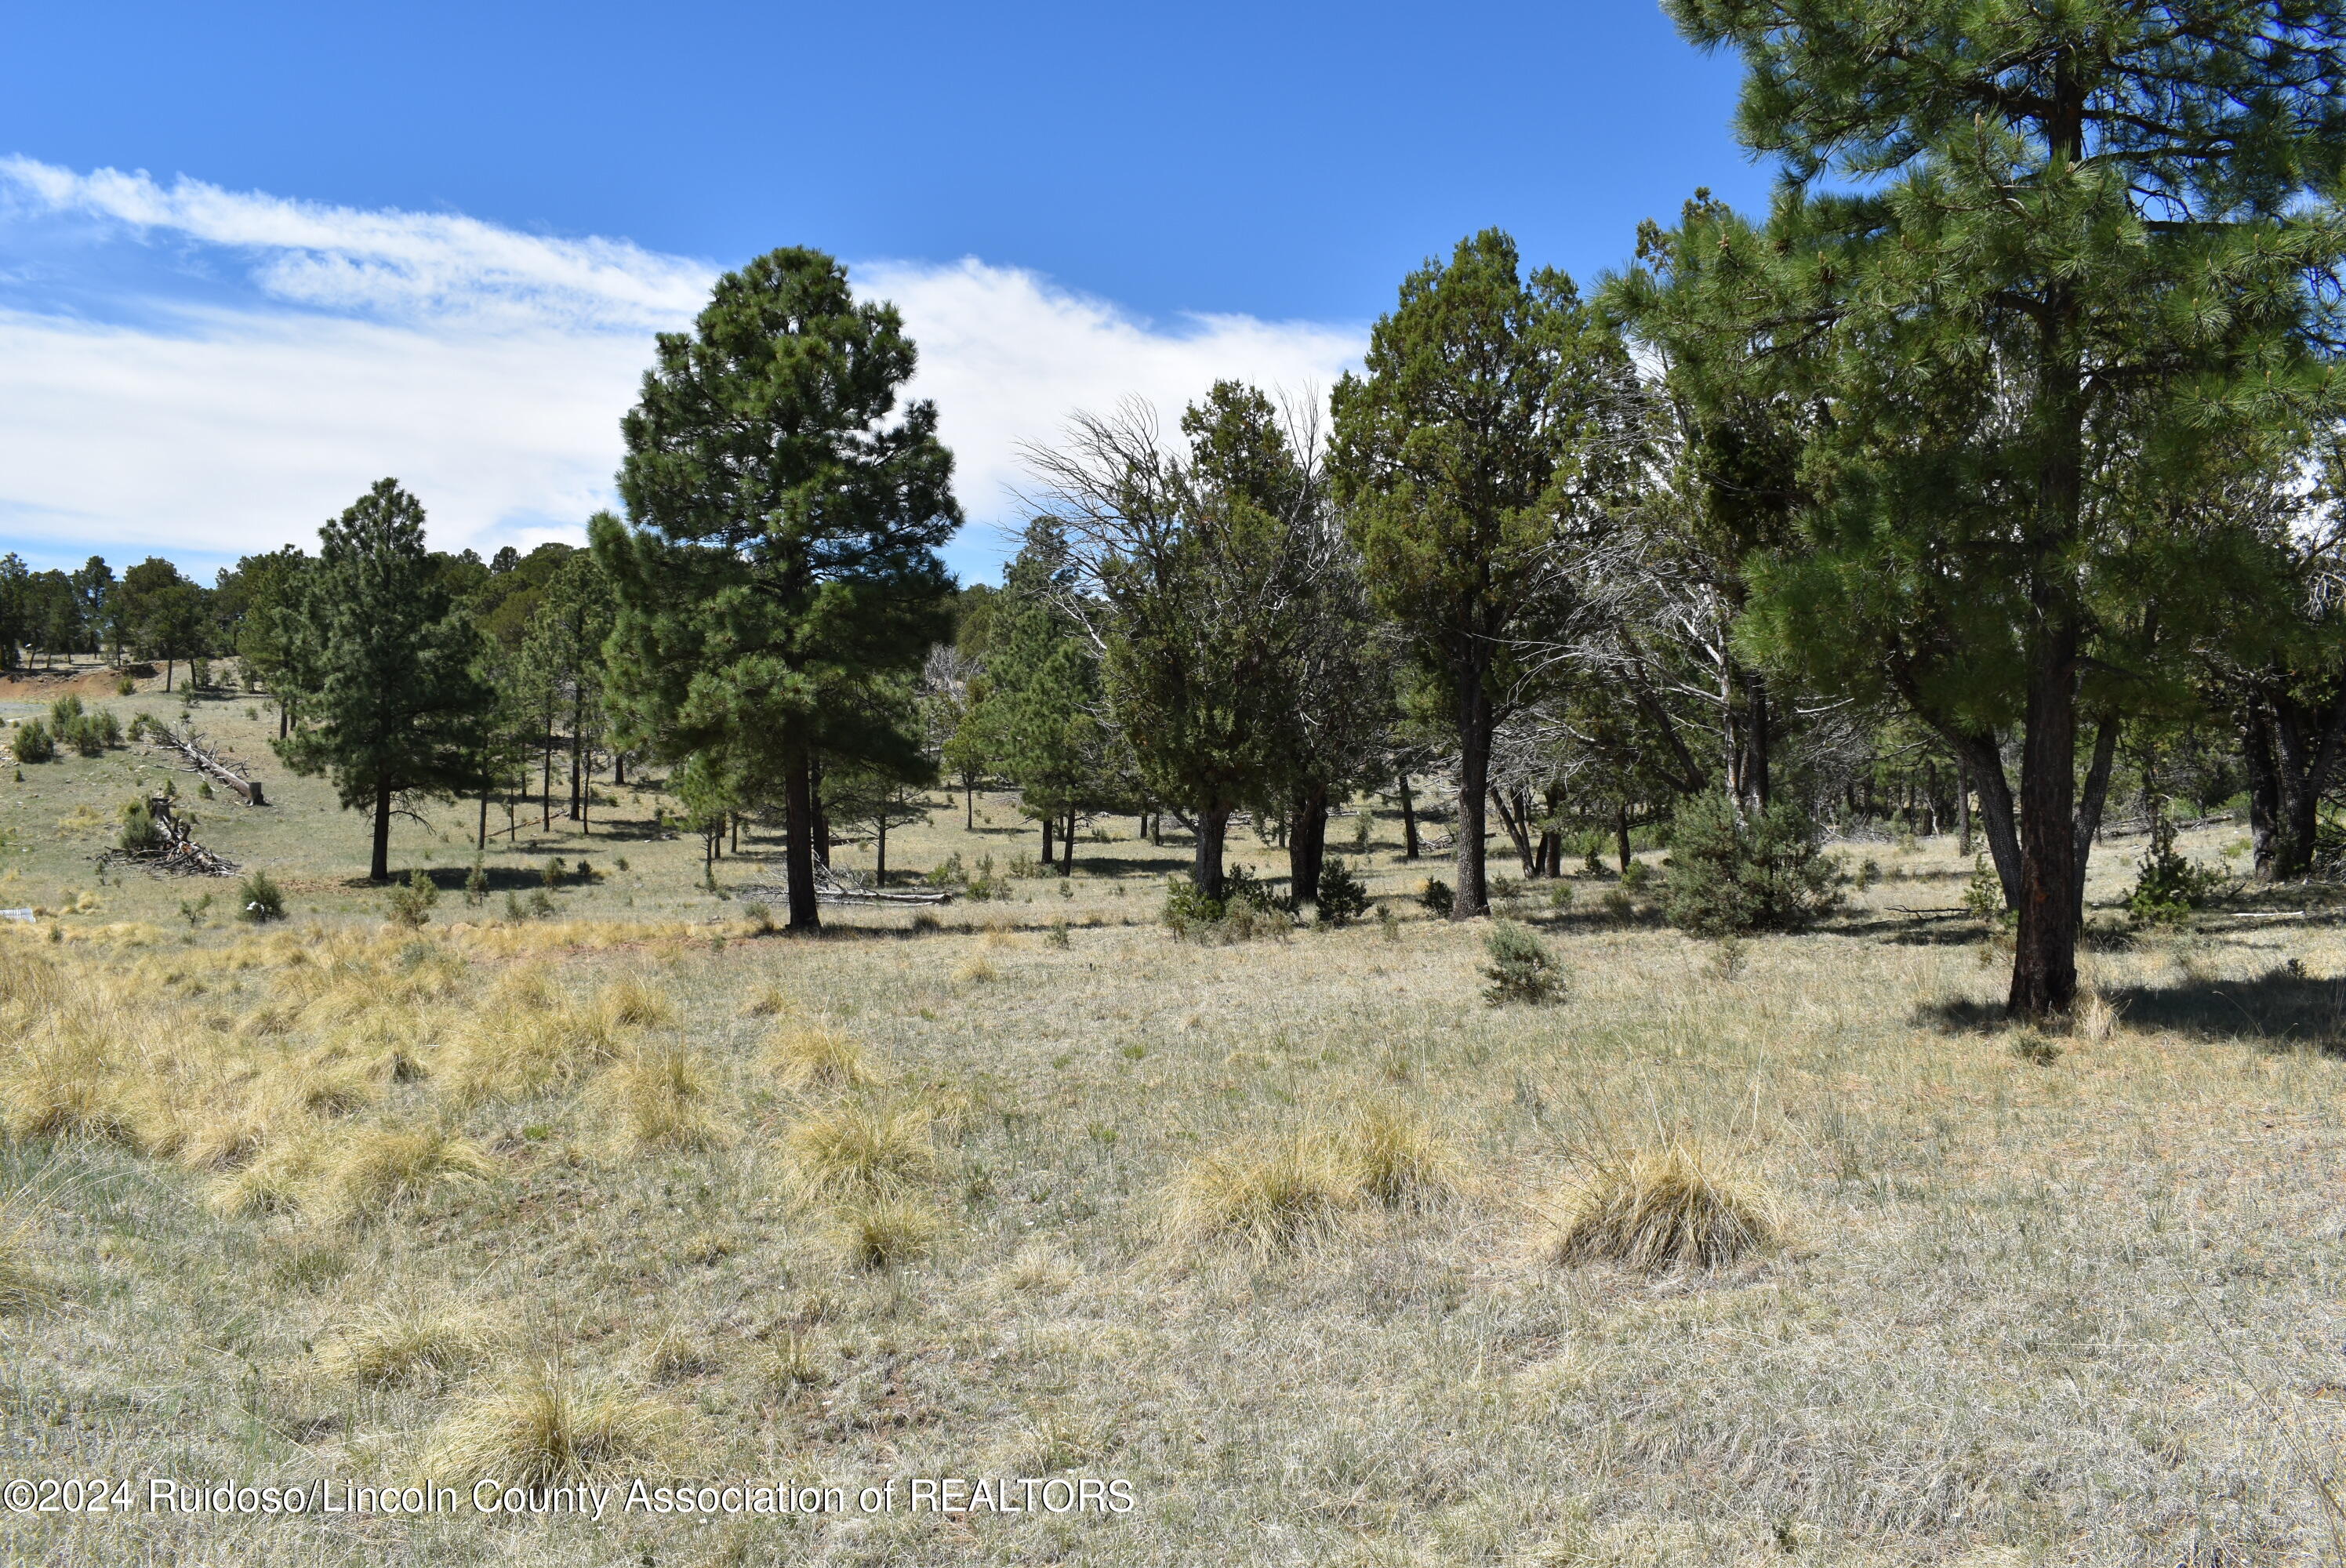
<box><xmin>0</xmin><ymin>158</ymin><xmax>1364</xmax><ymax>577</ymax></box>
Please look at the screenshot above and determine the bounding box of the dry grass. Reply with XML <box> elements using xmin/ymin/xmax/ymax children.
<box><xmin>1338</xmin><ymin>1104</ymin><xmax>1459</xmax><ymax>1209</ymax></box>
<box><xmin>758</xmin><ymin>1022</ymin><xmax>880</xmax><ymax>1091</ymax></box>
<box><xmin>423</xmin><ymin>1363</ymin><xmax>674</xmax><ymax>1486</ymax></box>
<box><xmin>596</xmin><ymin>977</ymin><xmax>672</xmax><ymax>1029</ymax></box>
<box><xmin>592</xmin><ymin>1042</ymin><xmax>729</xmax><ymax>1152</ymax></box>
<box><xmin>1548</xmin><ymin>1143</ymin><xmax>1785</xmax><ymax>1272</ymax></box>
<box><xmin>1171</xmin><ymin>1132</ymin><xmax>1360</xmax><ymax>1254</ymax></box>
<box><xmin>0</xmin><ymin>1206</ymin><xmax>45</xmax><ymax>1312</ymax></box>
<box><xmin>783</xmin><ymin>1102</ymin><xmax>939</xmax><ymax>1202</ymax></box>
<box><xmin>317</xmin><ymin>1124</ymin><xmax>498</xmax><ymax>1221</ymax></box>
<box><xmin>320</xmin><ymin>1301</ymin><xmax>491</xmax><ymax>1388</ymax></box>
<box><xmin>824</xmin><ymin>1193</ymin><xmax>943</xmax><ymax>1270</ymax></box>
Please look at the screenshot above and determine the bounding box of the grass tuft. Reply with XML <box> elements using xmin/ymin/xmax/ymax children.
<box><xmin>1339</xmin><ymin>1105</ymin><xmax>1459</xmax><ymax>1209</ymax></box>
<box><xmin>1171</xmin><ymin>1133</ymin><xmax>1357</xmax><ymax>1255</ymax></box>
<box><xmin>424</xmin><ymin>1363</ymin><xmax>674</xmax><ymax>1486</ymax></box>
<box><xmin>825</xmin><ymin>1194</ymin><xmax>942</xmax><ymax>1270</ymax></box>
<box><xmin>0</xmin><ymin>1207</ymin><xmax>45</xmax><ymax>1313</ymax></box>
<box><xmin>319</xmin><ymin>1125</ymin><xmax>497</xmax><ymax>1221</ymax></box>
<box><xmin>784</xmin><ymin>1103</ymin><xmax>939</xmax><ymax>1203</ymax></box>
<box><xmin>594</xmin><ymin>1043</ymin><xmax>729</xmax><ymax>1152</ymax></box>
<box><xmin>1549</xmin><ymin>1144</ymin><xmax>1784</xmax><ymax>1272</ymax></box>
<box><xmin>760</xmin><ymin>1023</ymin><xmax>880</xmax><ymax>1091</ymax></box>
<box><xmin>321</xmin><ymin>1302</ymin><xmax>489</xmax><ymax>1388</ymax></box>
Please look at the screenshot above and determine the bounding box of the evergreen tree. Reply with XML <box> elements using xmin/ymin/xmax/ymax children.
<box><xmin>275</xmin><ymin>478</ymin><xmax>495</xmax><ymax>882</ymax></box>
<box><xmin>1331</xmin><ymin>230</ymin><xmax>1640</xmax><ymax>920</ymax></box>
<box><xmin>597</xmin><ymin>247</ymin><xmax>960</xmax><ymax>931</ymax></box>
<box><xmin>117</xmin><ymin>557</ymin><xmax>212</xmax><ymax>691</ymax></box>
<box><xmin>1659</xmin><ymin>0</ymin><xmax>2346</xmax><ymax>1016</ymax></box>
<box><xmin>975</xmin><ymin>523</ymin><xmax>1105</xmax><ymax>873</ymax></box>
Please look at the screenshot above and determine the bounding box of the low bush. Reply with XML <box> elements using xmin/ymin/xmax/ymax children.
<box><xmin>1163</xmin><ymin>866</ymin><xmax>1286</xmax><ymax>942</ymax></box>
<box><xmin>387</xmin><ymin>869</ymin><xmax>439</xmax><ymax>928</ymax></box>
<box><xmin>1660</xmin><ymin>794</ymin><xmax>1843</xmax><ymax>938</ymax></box>
<box><xmin>1315</xmin><ymin>857</ymin><xmax>1369</xmax><ymax>925</ymax></box>
<box><xmin>12</xmin><ymin>720</ymin><xmax>53</xmax><ymax>764</ymax></box>
<box><xmin>1418</xmin><ymin>877</ymin><xmax>1454</xmax><ymax>917</ymax></box>
<box><xmin>47</xmin><ymin>694</ymin><xmax>83</xmax><ymax>730</ymax></box>
<box><xmin>1484</xmin><ymin>920</ymin><xmax>1562</xmax><ymax>1004</ymax></box>
<box><xmin>118</xmin><ymin>799</ymin><xmax>165</xmax><ymax>855</ymax></box>
<box><xmin>2126</xmin><ymin>814</ymin><xmax>2228</xmax><ymax>926</ymax></box>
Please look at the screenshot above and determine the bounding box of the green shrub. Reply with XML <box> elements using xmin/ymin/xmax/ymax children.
<box><xmin>1546</xmin><ymin>881</ymin><xmax>1575</xmax><ymax>910</ymax></box>
<box><xmin>1660</xmin><ymin>795</ymin><xmax>1843</xmax><ymax>938</ymax></box>
<box><xmin>64</xmin><ymin>717</ymin><xmax>103</xmax><ymax>757</ymax></box>
<box><xmin>464</xmin><ymin>858</ymin><xmax>488</xmax><ymax>906</ymax></box>
<box><xmin>118</xmin><ymin>800</ymin><xmax>164</xmax><ymax>855</ymax></box>
<box><xmin>2126</xmin><ymin>815</ymin><xmax>2227</xmax><ymax>926</ymax></box>
<box><xmin>238</xmin><ymin>870</ymin><xmax>285</xmax><ymax>923</ymax></box>
<box><xmin>924</xmin><ymin>852</ymin><xmax>967</xmax><ymax>887</ymax></box>
<box><xmin>1619</xmin><ymin>859</ymin><xmax>1651</xmax><ymax>891</ymax></box>
<box><xmin>1316</xmin><ymin>857</ymin><xmax>1369</xmax><ymax>926</ymax></box>
<box><xmin>48</xmin><ymin>694</ymin><xmax>83</xmax><ymax>730</ymax></box>
<box><xmin>1163</xmin><ymin>866</ymin><xmax>1284</xmax><ymax>942</ymax></box>
<box><xmin>94</xmin><ymin>709</ymin><xmax>121</xmax><ymax>747</ymax></box>
<box><xmin>1418</xmin><ymin>877</ymin><xmax>1454</xmax><ymax>917</ymax></box>
<box><xmin>114</xmin><ymin>675</ymin><xmax>135</xmax><ymax>697</ymax></box>
<box><xmin>12</xmin><ymin>720</ymin><xmax>53</xmax><ymax>764</ymax></box>
<box><xmin>387</xmin><ymin>869</ymin><xmax>439</xmax><ymax>928</ymax></box>
<box><xmin>1484</xmin><ymin>920</ymin><xmax>1561</xmax><ymax>1004</ymax></box>
<box><xmin>542</xmin><ymin>857</ymin><xmax>565</xmax><ymax>890</ymax></box>
<box><xmin>1963</xmin><ymin>855</ymin><xmax>2006</xmax><ymax>925</ymax></box>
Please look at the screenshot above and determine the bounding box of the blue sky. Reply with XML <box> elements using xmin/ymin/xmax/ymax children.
<box><xmin>0</xmin><ymin>1</ymin><xmax>1770</xmax><ymax>584</ymax></box>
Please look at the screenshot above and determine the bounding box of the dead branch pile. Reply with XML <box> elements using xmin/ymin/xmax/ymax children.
<box><xmin>151</xmin><ymin>724</ymin><xmax>268</xmax><ymax>805</ymax></box>
<box><xmin>99</xmin><ymin>794</ymin><xmax>238</xmax><ymax>877</ymax></box>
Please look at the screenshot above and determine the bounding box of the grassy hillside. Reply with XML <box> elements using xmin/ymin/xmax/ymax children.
<box><xmin>2</xmin><ymin>662</ymin><xmax>2341</xmax><ymax>1566</ymax></box>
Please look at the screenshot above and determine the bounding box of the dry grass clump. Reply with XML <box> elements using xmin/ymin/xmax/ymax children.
<box><xmin>760</xmin><ymin>1023</ymin><xmax>880</xmax><ymax>1091</ymax></box>
<box><xmin>597</xmin><ymin>978</ymin><xmax>673</xmax><ymax>1029</ymax></box>
<box><xmin>1339</xmin><ymin>1105</ymin><xmax>1459</xmax><ymax>1210</ymax></box>
<box><xmin>824</xmin><ymin>1193</ymin><xmax>942</xmax><ymax>1270</ymax></box>
<box><xmin>953</xmin><ymin>955</ymin><xmax>1000</xmax><ymax>984</ymax></box>
<box><xmin>1171</xmin><ymin>1132</ymin><xmax>1359</xmax><ymax>1255</ymax></box>
<box><xmin>317</xmin><ymin>1125</ymin><xmax>497</xmax><ymax>1221</ymax></box>
<box><xmin>760</xmin><ymin>1331</ymin><xmax>831</xmax><ymax>1392</ymax></box>
<box><xmin>784</xmin><ymin>1104</ymin><xmax>939</xmax><ymax>1202</ymax></box>
<box><xmin>1549</xmin><ymin>1144</ymin><xmax>1785</xmax><ymax>1272</ymax></box>
<box><xmin>0</xmin><ymin>1206</ymin><xmax>46</xmax><ymax>1313</ymax></box>
<box><xmin>321</xmin><ymin>1301</ymin><xmax>491</xmax><ymax>1388</ymax></box>
<box><xmin>743</xmin><ymin>985</ymin><xmax>794</xmax><ymax>1018</ymax></box>
<box><xmin>444</xmin><ymin>1001</ymin><xmax>624</xmax><ymax>1103</ymax></box>
<box><xmin>593</xmin><ymin>1043</ymin><xmax>729</xmax><ymax>1152</ymax></box>
<box><xmin>209</xmin><ymin>1138</ymin><xmax>327</xmax><ymax>1217</ymax></box>
<box><xmin>2075</xmin><ymin>987</ymin><xmax>2121</xmax><ymax>1044</ymax></box>
<box><xmin>0</xmin><ymin>1038</ymin><xmax>144</xmax><ymax>1146</ymax></box>
<box><xmin>424</xmin><ymin>1363</ymin><xmax>674</xmax><ymax>1486</ymax></box>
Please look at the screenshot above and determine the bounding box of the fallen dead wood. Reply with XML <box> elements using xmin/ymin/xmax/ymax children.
<box><xmin>735</xmin><ymin>862</ymin><xmax>954</xmax><ymax>906</ymax></box>
<box><xmin>98</xmin><ymin>793</ymin><xmax>238</xmax><ymax>877</ymax></box>
<box><xmin>150</xmin><ymin>723</ymin><xmax>267</xmax><ymax>805</ymax></box>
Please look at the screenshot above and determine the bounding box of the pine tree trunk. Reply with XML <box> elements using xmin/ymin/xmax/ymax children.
<box><xmin>811</xmin><ymin>760</ymin><xmax>830</xmax><ymax>867</ymax></box>
<box><xmin>1454</xmin><ymin>671</ymin><xmax>1491</xmax><ymax>920</ymax></box>
<box><xmin>784</xmin><ymin>760</ymin><xmax>820</xmax><ymax>932</ymax></box>
<box><xmin>370</xmin><ymin>779</ymin><xmax>392</xmax><ymax>883</ymax></box>
<box><xmin>1615</xmin><ymin>804</ymin><xmax>1632</xmax><ymax>875</ymax></box>
<box><xmin>165</xmin><ymin>657</ymin><xmax>174</xmax><ymax>693</ymax></box>
<box><xmin>1042</xmin><ymin>812</ymin><xmax>1054</xmax><ymax>866</ymax></box>
<box><xmin>1956</xmin><ymin>756</ymin><xmax>1974</xmax><ymax>857</ymax></box>
<box><xmin>1399</xmin><ymin>775</ymin><xmax>1418</xmax><ymax>860</ymax></box>
<box><xmin>1490</xmin><ymin>786</ymin><xmax>1537</xmax><ymax>875</ymax></box>
<box><xmin>965</xmin><ymin>786</ymin><xmax>974</xmax><ymax>831</ymax></box>
<box><xmin>2071</xmin><ymin>717</ymin><xmax>2119</xmax><ymax>930</ymax></box>
<box><xmin>2010</xmin><ymin>623</ymin><xmax>2081</xmax><ymax>1019</ymax></box>
<box><xmin>1193</xmin><ymin>804</ymin><xmax>1231</xmax><ymax>902</ymax></box>
<box><xmin>568</xmin><ymin>695</ymin><xmax>583</xmax><ymax>821</ymax></box>
<box><xmin>1743</xmin><ymin>671</ymin><xmax>1770</xmax><ymax>815</ymax></box>
<box><xmin>1061</xmin><ymin>804</ymin><xmax>1075</xmax><ymax>875</ymax></box>
<box><xmin>877</xmin><ymin>817</ymin><xmax>888</xmax><ymax>887</ymax></box>
<box><xmin>2246</xmin><ymin>700</ymin><xmax>2281</xmax><ymax>879</ymax></box>
<box><xmin>478</xmin><ymin>791</ymin><xmax>488</xmax><ymax>852</ymax></box>
<box><xmin>1287</xmin><ymin>783</ymin><xmax>1329</xmax><ymax>905</ymax></box>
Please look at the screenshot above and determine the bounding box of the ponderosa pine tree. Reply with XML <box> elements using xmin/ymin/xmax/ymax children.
<box><xmin>596</xmin><ymin>247</ymin><xmax>960</xmax><ymax>931</ymax></box>
<box><xmin>1659</xmin><ymin>0</ymin><xmax>2346</xmax><ymax>1017</ymax></box>
<box><xmin>1331</xmin><ymin>231</ymin><xmax>1641</xmax><ymax>920</ymax></box>
<box><xmin>275</xmin><ymin>478</ymin><xmax>494</xmax><ymax>882</ymax></box>
<box><xmin>975</xmin><ymin>522</ymin><xmax>1104</xmax><ymax>873</ymax></box>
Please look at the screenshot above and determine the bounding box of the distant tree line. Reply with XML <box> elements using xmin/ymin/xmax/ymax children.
<box><xmin>9</xmin><ymin>2</ymin><xmax>2338</xmax><ymax>1025</ymax></box>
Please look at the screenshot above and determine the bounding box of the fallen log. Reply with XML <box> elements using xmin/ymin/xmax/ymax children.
<box><xmin>734</xmin><ymin>862</ymin><xmax>955</xmax><ymax>906</ymax></box>
<box><xmin>150</xmin><ymin>723</ymin><xmax>267</xmax><ymax>805</ymax></box>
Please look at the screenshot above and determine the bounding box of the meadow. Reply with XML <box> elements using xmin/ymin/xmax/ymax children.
<box><xmin>2</xmin><ymin>662</ymin><xmax>2343</xmax><ymax>1566</ymax></box>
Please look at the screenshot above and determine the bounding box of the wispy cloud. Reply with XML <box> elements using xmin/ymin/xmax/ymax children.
<box><xmin>0</xmin><ymin>158</ymin><xmax>1364</xmax><ymax>578</ymax></box>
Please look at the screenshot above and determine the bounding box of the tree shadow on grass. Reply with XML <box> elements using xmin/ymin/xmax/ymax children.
<box><xmin>1919</xmin><ymin>961</ymin><xmax>2346</xmax><ymax>1051</ymax></box>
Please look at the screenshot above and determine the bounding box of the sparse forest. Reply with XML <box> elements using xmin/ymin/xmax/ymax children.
<box><xmin>4</xmin><ymin>5</ymin><xmax>2346</xmax><ymax>1565</ymax></box>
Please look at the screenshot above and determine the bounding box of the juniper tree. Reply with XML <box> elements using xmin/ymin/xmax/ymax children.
<box><xmin>1331</xmin><ymin>231</ymin><xmax>1641</xmax><ymax>920</ymax></box>
<box><xmin>597</xmin><ymin>248</ymin><xmax>960</xmax><ymax>931</ymax></box>
<box><xmin>274</xmin><ymin>479</ymin><xmax>494</xmax><ymax>882</ymax></box>
<box><xmin>1656</xmin><ymin>0</ymin><xmax>2346</xmax><ymax>1017</ymax></box>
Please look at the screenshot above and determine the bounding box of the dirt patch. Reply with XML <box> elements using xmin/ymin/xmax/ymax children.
<box><xmin>0</xmin><ymin>665</ymin><xmax>155</xmax><ymax>701</ymax></box>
